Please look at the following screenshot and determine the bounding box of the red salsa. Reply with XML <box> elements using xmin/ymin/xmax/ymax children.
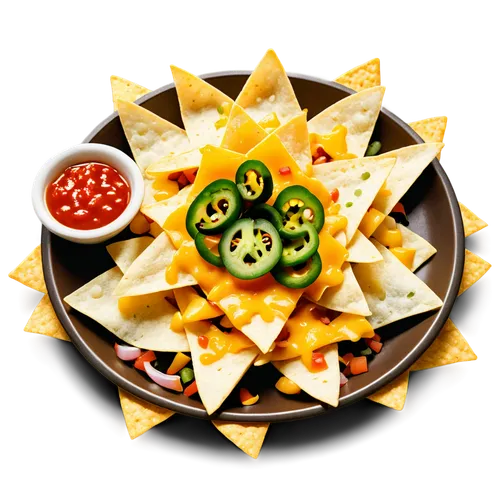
<box><xmin>46</xmin><ymin>162</ymin><xmax>130</xmax><ymax>230</ymax></box>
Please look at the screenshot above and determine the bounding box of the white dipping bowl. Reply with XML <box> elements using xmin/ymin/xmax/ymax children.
<box><xmin>32</xmin><ymin>143</ymin><xmax>144</xmax><ymax>244</ymax></box>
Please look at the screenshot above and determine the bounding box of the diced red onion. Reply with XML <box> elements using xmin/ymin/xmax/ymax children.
<box><xmin>340</xmin><ymin>372</ymin><xmax>348</xmax><ymax>387</ymax></box>
<box><xmin>144</xmin><ymin>362</ymin><xmax>183</xmax><ymax>392</ymax></box>
<box><xmin>114</xmin><ymin>343</ymin><xmax>142</xmax><ymax>361</ymax></box>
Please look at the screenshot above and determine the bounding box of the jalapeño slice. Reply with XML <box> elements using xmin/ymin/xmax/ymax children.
<box><xmin>219</xmin><ymin>218</ymin><xmax>282</xmax><ymax>280</ymax></box>
<box><xmin>195</xmin><ymin>233</ymin><xmax>223</xmax><ymax>267</ymax></box>
<box><xmin>273</xmin><ymin>185</ymin><xmax>325</xmax><ymax>238</ymax></box>
<box><xmin>235</xmin><ymin>160</ymin><xmax>273</xmax><ymax>204</ymax></box>
<box><xmin>272</xmin><ymin>253</ymin><xmax>322</xmax><ymax>289</ymax></box>
<box><xmin>245</xmin><ymin>203</ymin><xmax>283</xmax><ymax>232</ymax></box>
<box><xmin>186</xmin><ymin>179</ymin><xmax>242</xmax><ymax>238</ymax></box>
<box><xmin>280</xmin><ymin>222</ymin><xmax>319</xmax><ymax>266</ymax></box>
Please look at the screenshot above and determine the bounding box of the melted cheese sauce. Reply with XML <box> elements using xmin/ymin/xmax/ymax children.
<box><xmin>310</xmin><ymin>125</ymin><xmax>357</xmax><ymax>161</ymax></box>
<box><xmin>199</xmin><ymin>325</ymin><xmax>255</xmax><ymax>365</ymax></box>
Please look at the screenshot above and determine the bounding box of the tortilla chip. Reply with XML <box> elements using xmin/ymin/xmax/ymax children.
<box><xmin>220</xmin><ymin>103</ymin><xmax>266</xmax><ymax>154</ymax></box>
<box><xmin>371</xmin><ymin>143</ymin><xmax>444</xmax><ymax>215</ymax></box>
<box><xmin>354</xmin><ymin>241</ymin><xmax>443</xmax><ymax>329</ymax></box>
<box><xmin>212</xmin><ymin>421</ymin><xmax>269</xmax><ymax>458</ymax></box>
<box><xmin>273</xmin><ymin>111</ymin><xmax>311</xmax><ymax>171</ymax></box>
<box><xmin>116</xmin><ymin>100</ymin><xmax>190</xmax><ymax>173</ymax></box>
<box><xmin>409</xmin><ymin>116</ymin><xmax>447</xmax><ymax>159</ymax></box>
<box><xmin>106</xmin><ymin>236</ymin><xmax>153</xmax><ymax>274</ymax></box>
<box><xmin>118</xmin><ymin>388</ymin><xmax>174</xmax><ymax>439</ymax></box>
<box><xmin>335</xmin><ymin>58</ymin><xmax>381</xmax><ymax>92</ymax></box>
<box><xmin>170</xmin><ymin>65</ymin><xmax>234</xmax><ymax>148</ymax></box>
<box><xmin>235</xmin><ymin>49</ymin><xmax>301</xmax><ymax>124</ymax></box>
<box><xmin>141</xmin><ymin>186</ymin><xmax>193</xmax><ymax>227</ymax></box>
<box><xmin>273</xmin><ymin>344</ymin><xmax>340</xmax><ymax>407</ymax></box>
<box><xmin>347</xmin><ymin>230</ymin><xmax>383</xmax><ymax>263</ymax></box>
<box><xmin>9</xmin><ymin>246</ymin><xmax>47</xmax><ymax>293</ymax></box>
<box><xmin>411</xmin><ymin>319</ymin><xmax>476</xmax><ymax>371</ymax></box>
<box><xmin>313</xmin><ymin>156</ymin><xmax>395</xmax><ymax>242</ymax></box>
<box><xmin>114</xmin><ymin>232</ymin><xmax>196</xmax><ymax>297</ymax></box>
<box><xmin>175</xmin><ymin>289</ymin><xmax>259</xmax><ymax>414</ymax></box>
<box><xmin>64</xmin><ymin>267</ymin><xmax>188</xmax><ymax>352</ymax></box>
<box><xmin>24</xmin><ymin>294</ymin><xmax>70</xmax><ymax>341</ymax></box>
<box><xmin>459</xmin><ymin>250</ymin><xmax>491</xmax><ymax>296</ymax></box>
<box><xmin>460</xmin><ymin>202</ymin><xmax>488</xmax><ymax>237</ymax></box>
<box><xmin>308</xmin><ymin>86</ymin><xmax>385</xmax><ymax>158</ymax></box>
<box><xmin>110</xmin><ymin>76</ymin><xmax>150</xmax><ymax>110</ymax></box>
<box><xmin>146</xmin><ymin>148</ymin><xmax>202</xmax><ymax>176</ymax></box>
<box><xmin>317</xmin><ymin>263</ymin><xmax>371</xmax><ymax>316</ymax></box>
<box><xmin>367</xmin><ymin>370</ymin><xmax>409</xmax><ymax>410</ymax></box>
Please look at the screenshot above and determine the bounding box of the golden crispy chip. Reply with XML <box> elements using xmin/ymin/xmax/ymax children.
<box><xmin>9</xmin><ymin>246</ymin><xmax>47</xmax><ymax>293</ymax></box>
<box><xmin>460</xmin><ymin>202</ymin><xmax>488</xmax><ymax>237</ymax></box>
<box><xmin>335</xmin><ymin>58</ymin><xmax>381</xmax><ymax>92</ymax></box>
<box><xmin>24</xmin><ymin>295</ymin><xmax>70</xmax><ymax>341</ymax></box>
<box><xmin>118</xmin><ymin>388</ymin><xmax>174</xmax><ymax>439</ymax></box>
<box><xmin>367</xmin><ymin>370</ymin><xmax>409</xmax><ymax>410</ymax></box>
<box><xmin>110</xmin><ymin>76</ymin><xmax>150</xmax><ymax>110</ymax></box>
<box><xmin>411</xmin><ymin>319</ymin><xmax>476</xmax><ymax>371</ymax></box>
<box><xmin>212</xmin><ymin>421</ymin><xmax>269</xmax><ymax>459</ymax></box>
<box><xmin>409</xmin><ymin>116</ymin><xmax>447</xmax><ymax>159</ymax></box>
<box><xmin>459</xmin><ymin>249</ymin><xmax>491</xmax><ymax>295</ymax></box>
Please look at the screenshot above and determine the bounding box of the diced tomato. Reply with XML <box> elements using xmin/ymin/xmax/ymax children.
<box><xmin>183</xmin><ymin>381</ymin><xmax>198</xmax><ymax>397</ymax></box>
<box><xmin>343</xmin><ymin>365</ymin><xmax>351</xmax><ymax>377</ymax></box>
<box><xmin>311</xmin><ymin>352</ymin><xmax>328</xmax><ymax>372</ymax></box>
<box><xmin>392</xmin><ymin>202</ymin><xmax>406</xmax><ymax>215</ymax></box>
<box><xmin>372</xmin><ymin>333</ymin><xmax>381</xmax><ymax>342</ymax></box>
<box><xmin>134</xmin><ymin>350</ymin><xmax>156</xmax><ymax>371</ymax></box>
<box><xmin>279</xmin><ymin>166</ymin><xmax>291</xmax><ymax>175</ymax></box>
<box><xmin>350</xmin><ymin>356</ymin><xmax>368</xmax><ymax>375</ymax></box>
<box><xmin>320</xmin><ymin>316</ymin><xmax>331</xmax><ymax>325</ymax></box>
<box><xmin>367</xmin><ymin>340</ymin><xmax>383</xmax><ymax>353</ymax></box>
<box><xmin>168</xmin><ymin>171</ymin><xmax>182</xmax><ymax>181</ymax></box>
<box><xmin>184</xmin><ymin>168</ymin><xmax>197</xmax><ymax>184</ymax></box>
<box><xmin>343</xmin><ymin>352</ymin><xmax>354</xmax><ymax>365</ymax></box>
<box><xmin>331</xmin><ymin>188</ymin><xmax>340</xmax><ymax>203</ymax></box>
<box><xmin>198</xmin><ymin>335</ymin><xmax>209</xmax><ymax>349</ymax></box>
<box><xmin>240</xmin><ymin>388</ymin><xmax>259</xmax><ymax>405</ymax></box>
<box><xmin>177</xmin><ymin>173</ymin><xmax>189</xmax><ymax>188</ymax></box>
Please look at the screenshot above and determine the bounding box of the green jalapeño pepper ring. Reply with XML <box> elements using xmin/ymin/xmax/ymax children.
<box><xmin>235</xmin><ymin>160</ymin><xmax>273</xmax><ymax>204</ymax></box>
<box><xmin>280</xmin><ymin>222</ymin><xmax>320</xmax><ymax>267</ymax></box>
<box><xmin>219</xmin><ymin>218</ymin><xmax>282</xmax><ymax>280</ymax></box>
<box><xmin>195</xmin><ymin>233</ymin><xmax>223</xmax><ymax>267</ymax></box>
<box><xmin>186</xmin><ymin>179</ymin><xmax>243</xmax><ymax>238</ymax></box>
<box><xmin>244</xmin><ymin>203</ymin><xmax>283</xmax><ymax>233</ymax></box>
<box><xmin>271</xmin><ymin>252</ymin><xmax>322</xmax><ymax>289</ymax></box>
<box><xmin>273</xmin><ymin>185</ymin><xmax>325</xmax><ymax>238</ymax></box>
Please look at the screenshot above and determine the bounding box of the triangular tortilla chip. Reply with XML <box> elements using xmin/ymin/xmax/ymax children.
<box><xmin>272</xmin><ymin>111</ymin><xmax>311</xmax><ymax>171</ymax></box>
<box><xmin>313</xmin><ymin>156</ymin><xmax>395</xmax><ymax>242</ymax></box>
<box><xmin>116</xmin><ymin>99</ymin><xmax>190</xmax><ymax>172</ymax></box>
<box><xmin>111</xmin><ymin>76</ymin><xmax>150</xmax><ymax>110</ymax></box>
<box><xmin>316</xmin><ymin>263</ymin><xmax>371</xmax><ymax>316</ymax></box>
<box><xmin>459</xmin><ymin>250</ymin><xmax>491</xmax><ymax>296</ymax></box>
<box><xmin>220</xmin><ymin>103</ymin><xmax>266</xmax><ymax>154</ymax></box>
<box><xmin>335</xmin><ymin>58</ymin><xmax>381</xmax><ymax>92</ymax></box>
<box><xmin>170</xmin><ymin>65</ymin><xmax>234</xmax><ymax>148</ymax></box>
<box><xmin>371</xmin><ymin>143</ymin><xmax>444</xmax><ymax>215</ymax></box>
<box><xmin>347</xmin><ymin>230</ymin><xmax>383</xmax><ymax>263</ymax></box>
<box><xmin>212</xmin><ymin>421</ymin><xmax>269</xmax><ymax>458</ymax></box>
<box><xmin>395</xmin><ymin>220</ymin><xmax>437</xmax><ymax>271</ymax></box>
<box><xmin>354</xmin><ymin>241</ymin><xmax>443</xmax><ymax>329</ymax></box>
<box><xmin>235</xmin><ymin>49</ymin><xmax>301</xmax><ymax>124</ymax></box>
<box><xmin>9</xmin><ymin>246</ymin><xmax>47</xmax><ymax>293</ymax></box>
<box><xmin>367</xmin><ymin>370</ymin><xmax>409</xmax><ymax>410</ymax></box>
<box><xmin>141</xmin><ymin>186</ymin><xmax>193</xmax><ymax>227</ymax></box>
<box><xmin>308</xmin><ymin>86</ymin><xmax>385</xmax><ymax>157</ymax></box>
<box><xmin>24</xmin><ymin>294</ymin><xmax>70</xmax><ymax>341</ymax></box>
<box><xmin>409</xmin><ymin>116</ymin><xmax>447</xmax><ymax>158</ymax></box>
<box><xmin>411</xmin><ymin>319</ymin><xmax>476</xmax><ymax>371</ymax></box>
<box><xmin>118</xmin><ymin>388</ymin><xmax>174</xmax><ymax>439</ymax></box>
<box><xmin>114</xmin><ymin>232</ymin><xmax>196</xmax><ymax>297</ymax></box>
<box><xmin>174</xmin><ymin>288</ymin><xmax>259</xmax><ymax>414</ymax></box>
<box><xmin>459</xmin><ymin>202</ymin><xmax>488</xmax><ymax>237</ymax></box>
<box><xmin>64</xmin><ymin>267</ymin><xmax>188</xmax><ymax>352</ymax></box>
<box><xmin>106</xmin><ymin>236</ymin><xmax>153</xmax><ymax>274</ymax></box>
<box><xmin>273</xmin><ymin>344</ymin><xmax>340</xmax><ymax>407</ymax></box>
<box><xmin>145</xmin><ymin>148</ymin><xmax>202</xmax><ymax>176</ymax></box>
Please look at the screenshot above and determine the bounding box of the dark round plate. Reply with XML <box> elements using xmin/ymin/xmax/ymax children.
<box><xmin>42</xmin><ymin>72</ymin><xmax>464</xmax><ymax>422</ymax></box>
